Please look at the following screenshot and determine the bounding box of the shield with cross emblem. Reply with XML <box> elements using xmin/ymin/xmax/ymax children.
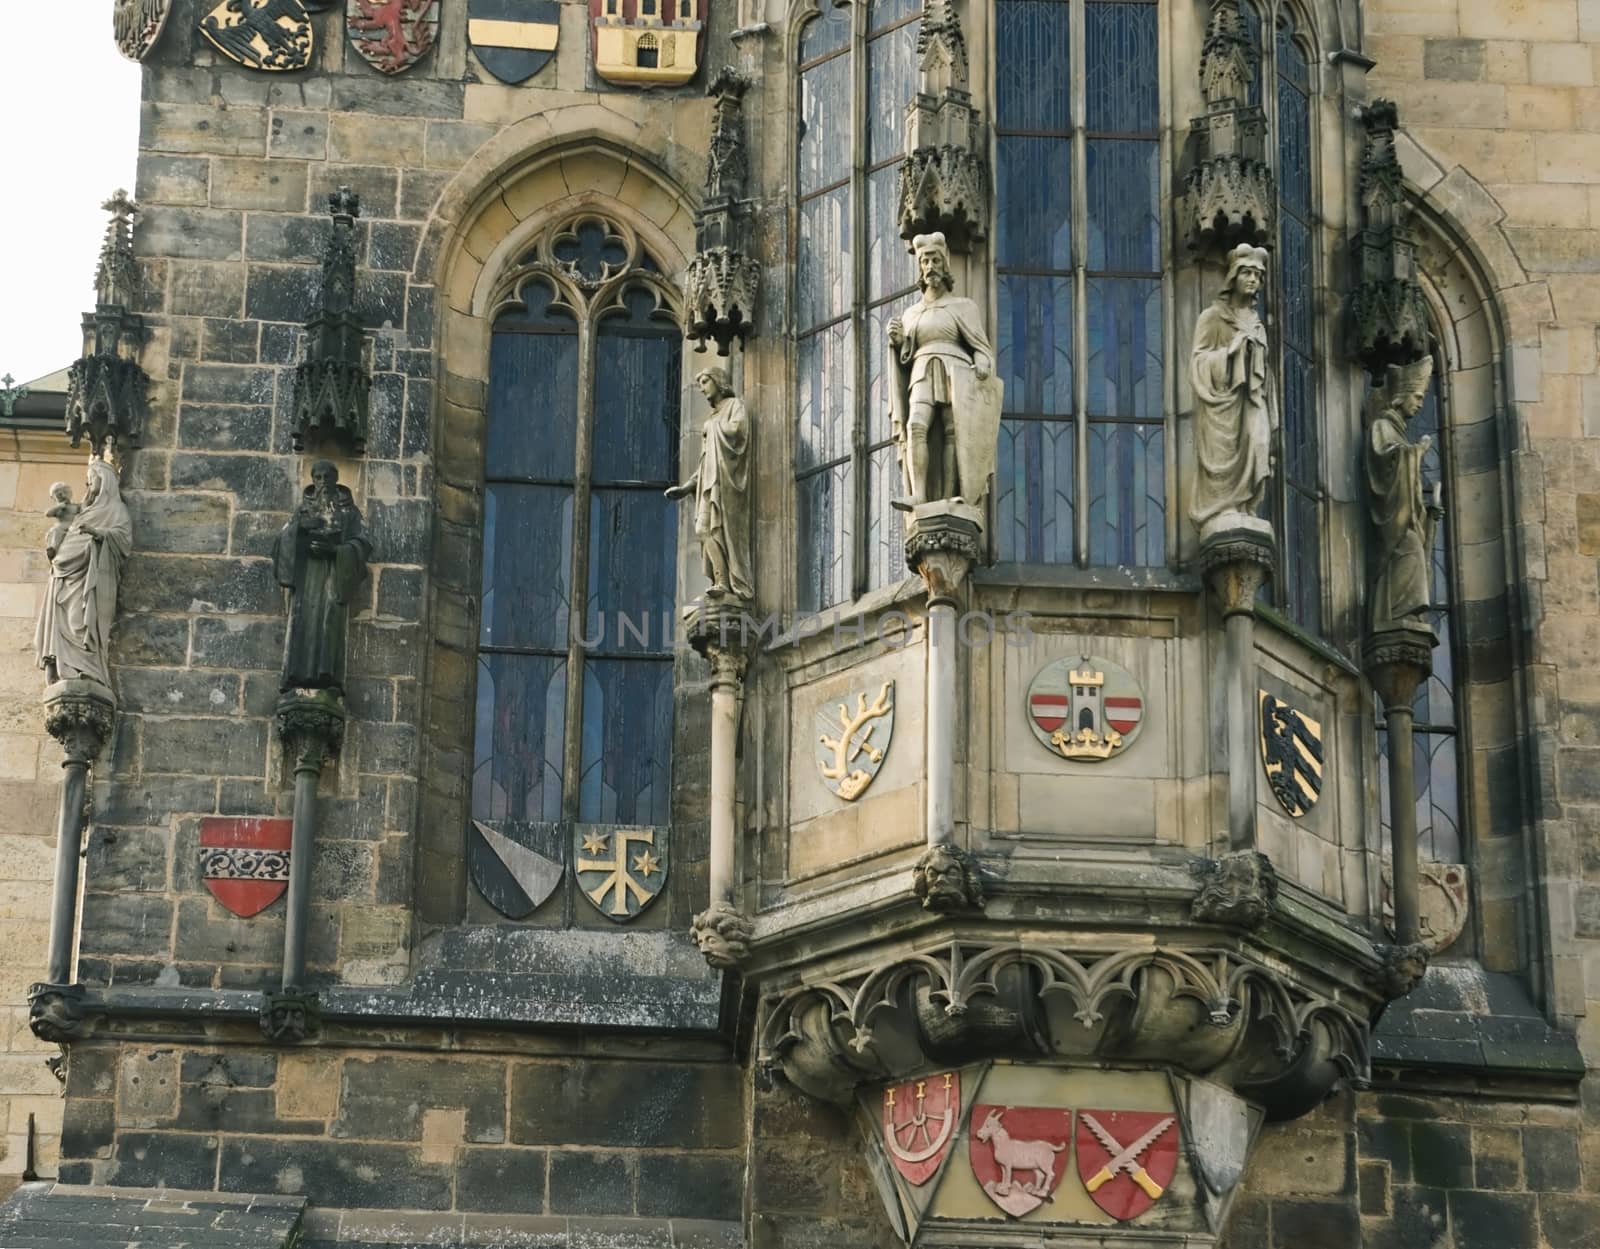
<box><xmin>574</xmin><ymin>824</ymin><xmax>668</xmax><ymax>922</ymax></box>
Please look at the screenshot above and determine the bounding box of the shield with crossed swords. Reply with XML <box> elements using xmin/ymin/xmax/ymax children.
<box><xmin>880</xmin><ymin>1072</ymin><xmax>959</xmax><ymax>1186</ymax></box>
<box><xmin>1075</xmin><ymin>1110</ymin><xmax>1180</xmax><ymax>1221</ymax></box>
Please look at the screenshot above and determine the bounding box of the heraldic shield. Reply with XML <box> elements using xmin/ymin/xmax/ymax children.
<box><xmin>348</xmin><ymin>0</ymin><xmax>441</xmax><ymax>74</ymax></box>
<box><xmin>201</xmin><ymin>0</ymin><xmax>314</xmax><ymax>71</ymax></box>
<box><xmin>199</xmin><ymin>817</ymin><xmax>292</xmax><ymax>918</ymax></box>
<box><xmin>1258</xmin><ymin>690</ymin><xmax>1325</xmax><ymax>817</ymax></box>
<box><xmin>574</xmin><ymin>825</ymin><xmax>667</xmax><ymax>922</ymax></box>
<box><xmin>469</xmin><ymin>820</ymin><xmax>563</xmax><ymax>920</ymax></box>
<box><xmin>115</xmin><ymin>0</ymin><xmax>174</xmax><ymax>61</ymax></box>
<box><xmin>469</xmin><ymin>0</ymin><xmax>561</xmax><ymax>83</ymax></box>
<box><xmin>882</xmin><ymin>1073</ymin><xmax>960</xmax><ymax>1186</ymax></box>
<box><xmin>968</xmin><ymin>1104</ymin><xmax>1073</xmax><ymax>1218</ymax></box>
<box><xmin>816</xmin><ymin>680</ymin><xmax>895</xmax><ymax>801</ymax></box>
<box><xmin>1075</xmin><ymin>1110</ymin><xmax>1179</xmax><ymax>1221</ymax></box>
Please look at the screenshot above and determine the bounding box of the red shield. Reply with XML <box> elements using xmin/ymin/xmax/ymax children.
<box><xmin>881</xmin><ymin>1073</ymin><xmax>960</xmax><ymax>1186</ymax></box>
<box><xmin>968</xmin><ymin>1104</ymin><xmax>1073</xmax><ymax>1218</ymax></box>
<box><xmin>347</xmin><ymin>0</ymin><xmax>440</xmax><ymax>74</ymax></box>
<box><xmin>200</xmin><ymin>818</ymin><xmax>292</xmax><ymax>918</ymax></box>
<box><xmin>1075</xmin><ymin>1110</ymin><xmax>1179</xmax><ymax>1221</ymax></box>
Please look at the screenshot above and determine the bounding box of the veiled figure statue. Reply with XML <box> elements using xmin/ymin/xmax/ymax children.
<box><xmin>887</xmin><ymin>232</ymin><xmax>1003</xmax><ymax>510</ymax></box>
<box><xmin>1366</xmin><ymin>355</ymin><xmax>1440</xmax><ymax>628</ymax></box>
<box><xmin>273</xmin><ymin>461</ymin><xmax>372</xmax><ymax>694</ymax></box>
<box><xmin>1190</xmin><ymin>243</ymin><xmax>1278</xmax><ymax>534</ymax></box>
<box><xmin>35</xmin><ymin>459</ymin><xmax>133</xmax><ymax>690</ymax></box>
<box><xmin>667</xmin><ymin>367</ymin><xmax>753</xmax><ymax>601</ymax></box>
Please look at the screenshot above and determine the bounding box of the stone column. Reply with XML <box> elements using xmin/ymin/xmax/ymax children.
<box><xmin>689</xmin><ymin>604</ymin><xmax>754</xmax><ymax>968</ymax></box>
<box><xmin>28</xmin><ymin>680</ymin><xmax>115</xmax><ymax>1043</ymax></box>
<box><xmin>1199</xmin><ymin>525</ymin><xmax>1274</xmax><ymax>853</ymax></box>
<box><xmin>905</xmin><ymin>504</ymin><xmax>984</xmax><ymax>912</ymax></box>
<box><xmin>264</xmin><ymin>689</ymin><xmax>345</xmax><ymax>1040</ymax></box>
<box><xmin>1364</xmin><ymin>623</ymin><xmax>1435</xmax><ymax>997</ymax></box>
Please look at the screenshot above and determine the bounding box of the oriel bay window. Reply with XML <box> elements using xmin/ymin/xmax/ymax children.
<box><xmin>473</xmin><ymin>215</ymin><xmax>680</xmax><ymax>856</ymax></box>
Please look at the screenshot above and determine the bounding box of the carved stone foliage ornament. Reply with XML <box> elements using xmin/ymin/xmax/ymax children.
<box><xmin>590</xmin><ymin>0</ymin><xmax>707</xmax><ymax>87</ymax></box>
<box><xmin>68</xmin><ymin>192</ymin><xmax>148</xmax><ymax>460</ymax></box>
<box><xmin>1258</xmin><ymin>691</ymin><xmax>1324</xmax><ymax>817</ymax></box>
<box><xmin>1381</xmin><ymin>858</ymin><xmax>1469</xmax><ymax>954</ymax></box>
<box><xmin>1367</xmin><ymin>355</ymin><xmax>1441</xmax><ymax>631</ymax></box>
<box><xmin>293</xmin><ymin>188</ymin><xmax>371</xmax><ymax>456</ymax></box>
<box><xmin>200</xmin><ymin>0</ymin><xmax>315</xmax><ymax>72</ymax></box>
<box><xmin>1027</xmin><ymin>657</ymin><xmax>1144</xmax><ymax>763</ymax></box>
<box><xmin>1076</xmin><ymin>1110</ymin><xmax>1180</xmax><ymax>1222</ymax></box>
<box><xmin>347</xmin><ymin>0</ymin><xmax>440</xmax><ymax>74</ymax></box>
<box><xmin>666</xmin><ymin>367</ymin><xmax>753</xmax><ymax>600</ymax></box>
<box><xmin>883</xmin><ymin>1073</ymin><xmax>960</xmax><ymax>1186</ymax></box>
<box><xmin>897</xmin><ymin>0</ymin><xmax>987</xmax><ymax>251</ymax></box>
<box><xmin>969</xmin><ymin>1105</ymin><xmax>1073</xmax><ymax>1217</ymax></box>
<box><xmin>816</xmin><ymin>680</ymin><xmax>895</xmax><ymax>801</ymax></box>
<box><xmin>574</xmin><ymin>825</ymin><xmax>668</xmax><ymax>921</ymax></box>
<box><xmin>200</xmin><ymin>817</ymin><xmax>292</xmax><ymax>918</ymax></box>
<box><xmin>470</xmin><ymin>819</ymin><xmax>563</xmax><ymax>919</ymax></box>
<box><xmin>469</xmin><ymin>0</ymin><xmax>561</xmax><ymax>84</ymax></box>
<box><xmin>115</xmin><ymin>0</ymin><xmax>173</xmax><ymax>60</ymax></box>
<box><xmin>686</xmin><ymin>69</ymin><xmax>760</xmax><ymax>354</ymax></box>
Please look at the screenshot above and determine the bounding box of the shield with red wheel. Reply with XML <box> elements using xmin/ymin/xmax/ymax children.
<box><xmin>1075</xmin><ymin>1109</ymin><xmax>1180</xmax><ymax>1221</ymax></box>
<box><xmin>881</xmin><ymin>1072</ymin><xmax>960</xmax><ymax>1186</ymax></box>
<box><xmin>199</xmin><ymin>817</ymin><xmax>292</xmax><ymax>918</ymax></box>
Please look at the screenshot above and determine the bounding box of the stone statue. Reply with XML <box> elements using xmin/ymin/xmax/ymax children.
<box><xmin>44</xmin><ymin>483</ymin><xmax>81</xmax><ymax>565</ymax></box>
<box><xmin>1189</xmin><ymin>243</ymin><xmax>1278</xmax><ymax>535</ymax></box>
<box><xmin>273</xmin><ymin>461</ymin><xmax>372</xmax><ymax>694</ymax></box>
<box><xmin>35</xmin><ymin>459</ymin><xmax>132</xmax><ymax>690</ymax></box>
<box><xmin>666</xmin><ymin>367</ymin><xmax>753</xmax><ymax>601</ymax></box>
<box><xmin>887</xmin><ymin>232</ymin><xmax>1002</xmax><ymax>510</ymax></box>
<box><xmin>1366</xmin><ymin>356</ymin><xmax>1440</xmax><ymax>628</ymax></box>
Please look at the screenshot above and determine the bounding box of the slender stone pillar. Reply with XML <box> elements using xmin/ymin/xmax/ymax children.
<box><xmin>689</xmin><ymin>603</ymin><xmax>754</xmax><ymax>968</ymax></box>
<box><xmin>1364</xmin><ymin>623</ymin><xmax>1435</xmax><ymax>998</ymax></box>
<box><xmin>28</xmin><ymin>681</ymin><xmax>115</xmax><ymax>1043</ymax></box>
<box><xmin>1199</xmin><ymin>526</ymin><xmax>1274</xmax><ymax>852</ymax></box>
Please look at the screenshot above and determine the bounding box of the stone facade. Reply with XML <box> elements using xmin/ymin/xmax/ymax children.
<box><xmin>4</xmin><ymin>0</ymin><xmax>1599</xmax><ymax>1245</ymax></box>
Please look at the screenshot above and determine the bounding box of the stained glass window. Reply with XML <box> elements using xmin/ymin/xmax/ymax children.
<box><xmin>994</xmin><ymin>0</ymin><xmax>1165</xmax><ymax>567</ymax></box>
<box><xmin>474</xmin><ymin>219</ymin><xmax>679</xmax><ymax>841</ymax></box>
<box><xmin>796</xmin><ymin>0</ymin><xmax>923</xmax><ymax>610</ymax></box>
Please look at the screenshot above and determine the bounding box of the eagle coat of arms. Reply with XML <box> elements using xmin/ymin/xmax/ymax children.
<box><xmin>200</xmin><ymin>0</ymin><xmax>315</xmax><ymax>71</ymax></box>
<box><xmin>115</xmin><ymin>0</ymin><xmax>174</xmax><ymax>61</ymax></box>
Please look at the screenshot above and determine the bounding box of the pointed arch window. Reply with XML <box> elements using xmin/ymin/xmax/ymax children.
<box><xmin>992</xmin><ymin>0</ymin><xmax>1165</xmax><ymax>568</ymax></box>
<box><xmin>474</xmin><ymin>215</ymin><xmax>681</xmax><ymax>839</ymax></box>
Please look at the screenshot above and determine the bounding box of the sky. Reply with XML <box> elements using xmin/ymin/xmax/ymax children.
<box><xmin>0</xmin><ymin>6</ymin><xmax>142</xmax><ymax>387</ymax></box>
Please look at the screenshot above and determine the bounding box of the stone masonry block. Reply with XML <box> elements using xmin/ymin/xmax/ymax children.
<box><xmin>219</xmin><ymin>1137</ymin><xmax>452</xmax><ymax>1209</ymax></box>
<box><xmin>276</xmin><ymin>1052</ymin><xmax>340</xmax><ymax>1121</ymax></box>
<box><xmin>333</xmin><ymin>1056</ymin><xmax>506</xmax><ymax>1144</ymax></box>
<box><xmin>454</xmin><ymin>1146</ymin><xmax>548</xmax><ymax>1214</ymax></box>
<box><xmin>636</xmin><ymin>1154</ymin><xmax>743</xmax><ymax>1221</ymax></box>
<box><xmin>78</xmin><ymin>894</ymin><xmax>174</xmax><ymax>961</ymax></box>
<box><xmin>244</xmin><ymin>264</ymin><xmax>321</xmax><ymax>324</ymax></box>
<box><xmin>509</xmin><ymin>1061</ymin><xmax>742</xmax><ymax>1150</ymax></box>
<box><xmin>179</xmin><ymin>402</ymin><xmax>273</xmax><ymax>452</ymax></box>
<box><xmin>1410</xmin><ymin>1121</ymin><xmax>1474</xmax><ymax>1189</ymax></box>
<box><xmin>137</xmin><ymin>155</ymin><xmax>211</xmax><ymax>207</ymax></box>
<box><xmin>1472</xmin><ymin>1126</ymin><xmax>1523</xmax><ymax>1189</ymax></box>
<box><xmin>211</xmin><ymin>159</ymin><xmax>309</xmax><ymax>212</ymax></box>
<box><xmin>139</xmin><ymin>206</ymin><xmax>244</xmax><ymax>262</ymax></box>
<box><xmin>122</xmin><ymin>553</ymin><xmax>280</xmax><ymax>615</ymax></box>
<box><xmin>330</xmin><ymin>76</ymin><xmax>465</xmax><ymax>120</ymax></box>
<box><xmin>169</xmin><ymin>452</ymin><xmax>294</xmax><ymax>508</ymax></box>
<box><xmin>193</xmin><ymin>616</ymin><xmax>282</xmax><ymax>670</ymax></box>
<box><xmin>246</xmin><ymin>214</ymin><xmax>331</xmax><ymax>265</ymax></box>
<box><xmin>550</xmin><ymin>1151</ymin><xmax>632</xmax><ymax>1216</ymax></box>
<box><xmin>124</xmin><ymin>492</ymin><xmax>231</xmax><ymax>554</ymax></box>
<box><xmin>109</xmin><ymin>1130</ymin><xmax>220</xmax><ymax>1190</ymax></box>
<box><xmin>329</xmin><ymin>114</ymin><xmax>427</xmax><ymax>166</ymax></box>
<box><xmin>143</xmin><ymin>102</ymin><xmax>268</xmax><ymax>157</ymax></box>
<box><xmin>170</xmin><ymin>263</ymin><xmax>247</xmax><ymax>319</ymax></box>
<box><xmin>143</xmin><ymin>717</ymin><xmax>268</xmax><ymax>777</ymax></box>
<box><xmin>1448</xmin><ymin>1190</ymin><xmax>1539</xmax><ymax>1249</ymax></box>
<box><xmin>181</xmin><ymin>1051</ymin><xmax>278</xmax><ymax>1088</ymax></box>
<box><xmin>1425</xmin><ymin>38</ymin><xmax>1485</xmax><ymax>80</ymax></box>
<box><xmin>310</xmin><ymin>167</ymin><xmax>400</xmax><ymax>220</ymax></box>
<box><xmin>269</xmin><ymin>110</ymin><xmax>329</xmax><ymax>160</ymax></box>
<box><xmin>116</xmin><ymin>1048</ymin><xmax>180</xmax><ymax>1128</ymax></box>
<box><xmin>1525</xmin><ymin>1125</ymin><xmax>1583</xmax><ymax>1190</ymax></box>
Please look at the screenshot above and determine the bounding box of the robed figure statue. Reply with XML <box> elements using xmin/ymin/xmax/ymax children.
<box><xmin>35</xmin><ymin>458</ymin><xmax>133</xmax><ymax>689</ymax></box>
<box><xmin>667</xmin><ymin>367</ymin><xmax>753</xmax><ymax>601</ymax></box>
<box><xmin>1366</xmin><ymin>355</ymin><xmax>1441</xmax><ymax>628</ymax></box>
<box><xmin>1189</xmin><ymin>244</ymin><xmax>1278</xmax><ymax>533</ymax></box>
<box><xmin>887</xmin><ymin>232</ymin><xmax>1003</xmax><ymax>510</ymax></box>
<box><xmin>273</xmin><ymin>461</ymin><xmax>372</xmax><ymax>693</ymax></box>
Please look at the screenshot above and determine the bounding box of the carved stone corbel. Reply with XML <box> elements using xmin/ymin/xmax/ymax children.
<box><xmin>686</xmin><ymin>69</ymin><xmax>760</xmax><ymax>355</ymax></box>
<box><xmin>1352</xmin><ymin>100</ymin><xmax>1431</xmax><ymax>371</ymax></box>
<box><xmin>1191</xmin><ymin>850</ymin><xmax>1278</xmax><ymax>928</ymax></box>
<box><xmin>293</xmin><ymin>188</ymin><xmax>371</xmax><ymax>455</ymax></box>
<box><xmin>66</xmin><ymin>191</ymin><xmax>148</xmax><ymax>461</ymax></box>
<box><xmin>260</xmin><ymin>989</ymin><xmax>321</xmax><ymax>1044</ymax></box>
<box><xmin>27</xmin><ymin>983</ymin><xmax>92</xmax><ymax>1045</ymax></box>
<box><xmin>1183</xmin><ymin>0</ymin><xmax>1274</xmax><ymax>253</ymax></box>
<box><xmin>911</xmin><ymin>843</ymin><xmax>984</xmax><ymax>913</ymax></box>
<box><xmin>896</xmin><ymin>0</ymin><xmax>986</xmax><ymax>252</ymax></box>
<box><xmin>1368</xmin><ymin>941</ymin><xmax>1430</xmax><ymax>1000</ymax></box>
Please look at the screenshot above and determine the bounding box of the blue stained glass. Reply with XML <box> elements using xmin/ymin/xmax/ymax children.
<box><xmin>867</xmin><ymin>294</ymin><xmax>915</xmax><ymax>444</ymax></box>
<box><xmin>799</xmin><ymin>55</ymin><xmax>851</xmax><ymax>196</ymax></box>
<box><xmin>1276</xmin><ymin>12</ymin><xmax>1310</xmax><ymax>90</ymax></box>
<box><xmin>796</xmin><ymin>323</ymin><xmax>856</xmax><ymax>469</ymax></box>
<box><xmin>1285</xmin><ymin>486</ymin><xmax>1321</xmax><ymax>631</ymax></box>
<box><xmin>1086</xmin><ymin>420</ymin><xmax>1164</xmax><ymax>567</ymax></box>
<box><xmin>799</xmin><ymin>461</ymin><xmax>853</xmax><ymax>610</ymax></box>
<box><xmin>472</xmin><ymin>653</ymin><xmax>566</xmax><ymax>824</ymax></box>
<box><xmin>867</xmin><ymin>165</ymin><xmax>908</xmax><ymax>302</ymax></box>
<box><xmin>998</xmin><ymin>274</ymin><xmax>1073</xmax><ymax>416</ymax></box>
<box><xmin>801</xmin><ymin>0</ymin><xmax>851</xmax><ymax>61</ymax></box>
<box><xmin>1085</xmin><ymin>2</ymin><xmax>1158</xmax><ymax>134</ymax></box>
<box><xmin>867</xmin><ymin>444</ymin><xmax>910</xmax><ymax>585</ymax></box>
<box><xmin>1085</xmin><ymin>277</ymin><xmax>1162</xmax><ymax>419</ymax></box>
<box><xmin>586</xmin><ymin>490</ymin><xmax>677</xmax><ymax>655</ymax></box>
<box><xmin>1241</xmin><ymin>2</ymin><xmax>1263</xmax><ymax>107</ymax></box>
<box><xmin>868</xmin><ymin>19</ymin><xmax>919</xmax><ymax>163</ymax></box>
<box><xmin>1086</xmin><ymin>141</ymin><xmax>1160</xmax><ymax>272</ymax></box>
<box><xmin>1282</xmin><ymin>347</ymin><xmax>1314</xmax><ymax>482</ymax></box>
<box><xmin>1277</xmin><ymin>70</ymin><xmax>1311</xmax><ymax>217</ymax></box>
<box><xmin>996</xmin><ymin>0</ymin><xmax>1071</xmax><ymax>131</ymax></box>
<box><xmin>996</xmin><ymin>136</ymin><xmax>1072</xmax><ymax>271</ymax></box>
<box><xmin>553</xmin><ymin>221</ymin><xmax>629</xmax><ymax>286</ymax></box>
<box><xmin>798</xmin><ymin>187</ymin><xmax>852</xmax><ymax>330</ymax></box>
<box><xmin>1278</xmin><ymin>215</ymin><xmax>1312</xmax><ymax>352</ymax></box>
<box><xmin>486</xmin><ymin>320</ymin><xmax>578</xmax><ymax>480</ymax></box>
<box><xmin>481</xmin><ymin>484</ymin><xmax>574</xmax><ymax>651</ymax></box>
<box><xmin>995</xmin><ymin>417</ymin><xmax>1074</xmax><ymax>564</ymax></box>
<box><xmin>593</xmin><ymin>321</ymin><xmax>679</xmax><ymax>484</ymax></box>
<box><xmin>578</xmin><ymin>658</ymin><xmax>673</xmax><ymax>825</ymax></box>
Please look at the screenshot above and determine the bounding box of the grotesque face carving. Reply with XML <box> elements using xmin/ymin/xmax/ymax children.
<box><xmin>912</xmin><ymin>845</ymin><xmax>984</xmax><ymax>912</ymax></box>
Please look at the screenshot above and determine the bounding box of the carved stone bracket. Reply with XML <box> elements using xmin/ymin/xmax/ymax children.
<box><xmin>692</xmin><ymin>900</ymin><xmax>754</xmax><ymax>968</ymax></box>
<box><xmin>687</xmin><ymin>70</ymin><xmax>760</xmax><ymax>355</ymax></box>
<box><xmin>896</xmin><ymin>0</ymin><xmax>987</xmax><ymax>251</ymax></box>
<box><xmin>1192</xmin><ymin>850</ymin><xmax>1278</xmax><ymax>928</ymax></box>
<box><xmin>911</xmin><ymin>844</ymin><xmax>985</xmax><ymax>913</ymax></box>
<box><xmin>1183</xmin><ymin>0</ymin><xmax>1274</xmax><ymax>253</ymax></box>
<box><xmin>293</xmin><ymin>188</ymin><xmax>371</xmax><ymax>455</ymax></box>
<box><xmin>260</xmin><ymin>990</ymin><xmax>321</xmax><ymax>1044</ymax></box>
<box><xmin>27</xmin><ymin>983</ymin><xmax>91</xmax><ymax>1045</ymax></box>
<box><xmin>1199</xmin><ymin>522</ymin><xmax>1275</xmax><ymax>617</ymax></box>
<box><xmin>275</xmin><ymin>689</ymin><xmax>347</xmax><ymax>773</ymax></box>
<box><xmin>1368</xmin><ymin>941</ymin><xmax>1430</xmax><ymax>1000</ymax></box>
<box><xmin>43</xmin><ymin>680</ymin><xmax>116</xmax><ymax>762</ymax></box>
<box><xmin>67</xmin><ymin>191</ymin><xmax>148</xmax><ymax>460</ymax></box>
<box><xmin>1352</xmin><ymin>100</ymin><xmax>1430</xmax><ymax>371</ymax></box>
<box><xmin>761</xmin><ymin>938</ymin><xmax>1372</xmax><ymax>1122</ymax></box>
<box><xmin>904</xmin><ymin>504</ymin><xmax>982</xmax><ymax>605</ymax></box>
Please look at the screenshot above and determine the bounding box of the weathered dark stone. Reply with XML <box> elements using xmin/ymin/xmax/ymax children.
<box><xmin>1269</xmin><ymin>1198</ymin><xmax>1359</xmax><ymax>1247</ymax></box>
<box><xmin>111</xmin><ymin>615</ymin><xmax>190</xmax><ymax>668</ymax></box>
<box><xmin>349</xmin><ymin>621</ymin><xmax>421</xmax><ymax>679</ymax></box>
<box><xmin>400</xmin><ymin>168</ymin><xmax>454</xmax><ymax>222</ymax></box>
<box><xmin>1541</xmin><ymin>1195</ymin><xmax>1600</xmax><ymax>1249</ymax></box>
<box><xmin>64</xmin><ymin>1046</ymin><xmax>118</xmax><ymax>1101</ymax></box>
<box><xmin>178</xmin><ymin>403</ymin><xmax>274</xmax><ymax>452</ymax></box>
<box><xmin>144</xmin><ymin>718</ymin><xmax>268</xmax><ymax>777</ymax></box>
<box><xmin>366</xmin><ymin>498</ymin><xmax>429</xmax><ymax>567</ymax></box>
<box><xmin>219</xmin><ymin>1137</ymin><xmax>452</xmax><ymax>1209</ymax></box>
<box><xmin>311</xmin><ymin>841</ymin><xmax>376</xmax><ymax>902</ymax></box>
<box><xmin>368</xmin><ymin>223</ymin><xmax>421</xmax><ymax>272</ymax></box>
<box><xmin>246</xmin><ymin>214</ymin><xmax>331</xmax><ymax>264</ymax></box>
<box><xmin>59</xmin><ymin>1097</ymin><xmax>116</xmax><ymax>1159</ymax></box>
<box><xmin>332</xmin><ymin>1056</ymin><xmax>506</xmax><ymax>1143</ymax></box>
<box><xmin>85</xmin><ymin>826</ymin><xmax>170</xmax><ymax>893</ymax></box>
<box><xmin>107</xmin><ymin>1131</ymin><xmax>219</xmax><ymax>1189</ymax></box>
<box><xmin>181</xmin><ymin>364</ymin><xmax>277</xmax><ymax>406</ymax></box>
<box><xmin>117</xmin><ymin>668</ymin><xmax>241</xmax><ymax>716</ymax></box>
<box><xmin>1448</xmin><ymin>1191</ymin><xmax>1539</xmax><ymax>1249</ymax></box>
<box><xmin>1408</xmin><ymin>1121</ymin><xmax>1472</xmax><ymax>1190</ymax></box>
<box><xmin>201</xmin><ymin>318</ymin><xmax>262</xmax><ymax>365</ymax></box>
<box><xmin>124</xmin><ymin>553</ymin><xmax>280</xmax><ymax>616</ymax></box>
<box><xmin>244</xmin><ymin>265</ymin><xmax>321</xmax><ymax>325</ymax></box>
<box><xmin>260</xmin><ymin>323</ymin><xmax>302</xmax><ymax>366</ymax></box>
<box><xmin>174</xmin><ymin>1086</ymin><xmax>322</xmax><ymax>1136</ymax></box>
<box><xmin>181</xmin><ymin>1051</ymin><xmax>278</xmax><ymax>1088</ymax></box>
<box><xmin>330</xmin><ymin>76</ymin><xmax>465</xmax><ymax>118</ymax></box>
<box><xmin>169</xmin><ymin>263</ymin><xmax>246</xmax><ymax>319</ymax></box>
<box><xmin>310</xmin><ymin>167</ymin><xmax>399</xmax><ymax>220</ymax></box>
<box><xmin>509</xmin><ymin>1061</ymin><xmax>742</xmax><ymax>1149</ymax></box>
<box><xmin>1524</xmin><ymin>1125</ymin><xmax>1582</xmax><ymax>1191</ymax></box>
<box><xmin>636</xmin><ymin>1154</ymin><xmax>743</xmax><ymax>1220</ymax></box>
<box><xmin>454</xmin><ymin>1146</ymin><xmax>548</xmax><ymax>1213</ymax></box>
<box><xmin>193</xmin><ymin>616</ymin><xmax>283</xmax><ymax>670</ymax></box>
<box><xmin>170</xmin><ymin>453</ymin><xmax>296</xmax><ymax>509</ymax></box>
<box><xmin>233</xmin><ymin>510</ymin><xmax>293</xmax><ymax>558</ymax></box>
<box><xmin>78</xmin><ymin>894</ymin><xmax>174</xmax><ymax>960</ymax></box>
<box><xmin>139</xmin><ymin>206</ymin><xmax>243</xmax><ymax>262</ymax></box>
<box><xmin>550</xmin><ymin>1151</ymin><xmax>632</xmax><ymax>1216</ymax></box>
<box><xmin>359</xmin><ymin>722</ymin><xmax>417</xmax><ymax>775</ymax></box>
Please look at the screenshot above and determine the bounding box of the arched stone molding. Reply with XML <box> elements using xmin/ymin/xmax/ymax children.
<box><xmin>413</xmin><ymin>138</ymin><xmax>699</xmax><ymax>926</ymax></box>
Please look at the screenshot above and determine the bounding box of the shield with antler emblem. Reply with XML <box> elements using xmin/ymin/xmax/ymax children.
<box><xmin>815</xmin><ymin>680</ymin><xmax>895</xmax><ymax>801</ymax></box>
<box><xmin>347</xmin><ymin>0</ymin><xmax>440</xmax><ymax>74</ymax></box>
<box><xmin>881</xmin><ymin>1073</ymin><xmax>960</xmax><ymax>1186</ymax></box>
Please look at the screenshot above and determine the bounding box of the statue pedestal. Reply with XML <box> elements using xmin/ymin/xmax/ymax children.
<box><xmin>904</xmin><ymin>501</ymin><xmax>983</xmax><ymax>604</ymax></box>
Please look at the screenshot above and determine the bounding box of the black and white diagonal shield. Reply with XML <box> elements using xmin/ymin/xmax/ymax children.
<box><xmin>469</xmin><ymin>0</ymin><xmax>561</xmax><ymax>84</ymax></box>
<box><xmin>469</xmin><ymin>819</ymin><xmax>564</xmax><ymax>919</ymax></box>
